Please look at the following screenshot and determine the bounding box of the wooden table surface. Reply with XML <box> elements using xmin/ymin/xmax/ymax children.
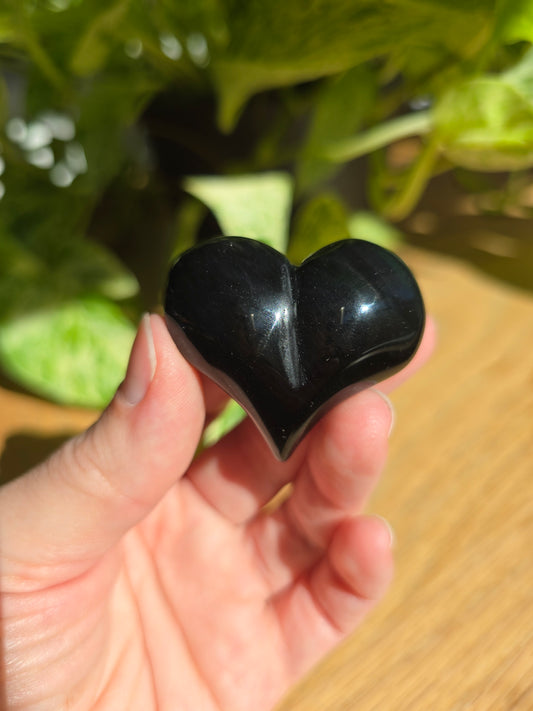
<box><xmin>277</xmin><ymin>246</ymin><xmax>533</xmax><ymax>711</ymax></box>
<box><xmin>1</xmin><ymin>245</ymin><xmax>532</xmax><ymax>710</ymax></box>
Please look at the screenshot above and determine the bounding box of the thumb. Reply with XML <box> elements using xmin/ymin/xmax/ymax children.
<box><xmin>0</xmin><ymin>314</ymin><xmax>205</xmax><ymax>579</ymax></box>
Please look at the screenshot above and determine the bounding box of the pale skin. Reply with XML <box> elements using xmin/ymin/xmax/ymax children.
<box><xmin>0</xmin><ymin>314</ymin><xmax>435</xmax><ymax>711</ymax></box>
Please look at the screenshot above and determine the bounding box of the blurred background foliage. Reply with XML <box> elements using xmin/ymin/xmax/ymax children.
<box><xmin>1</xmin><ymin>0</ymin><xmax>533</xmax><ymax>409</ymax></box>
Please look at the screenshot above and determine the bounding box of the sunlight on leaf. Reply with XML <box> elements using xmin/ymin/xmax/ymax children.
<box><xmin>497</xmin><ymin>0</ymin><xmax>533</xmax><ymax>43</ymax></box>
<box><xmin>212</xmin><ymin>0</ymin><xmax>492</xmax><ymax>130</ymax></box>
<box><xmin>185</xmin><ymin>172</ymin><xmax>293</xmax><ymax>252</ymax></box>
<box><xmin>0</xmin><ymin>298</ymin><xmax>135</xmax><ymax>408</ymax></box>
<box><xmin>434</xmin><ymin>50</ymin><xmax>533</xmax><ymax>170</ymax></box>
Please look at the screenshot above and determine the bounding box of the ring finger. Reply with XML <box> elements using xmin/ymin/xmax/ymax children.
<box><xmin>246</xmin><ymin>388</ymin><xmax>393</xmax><ymax>594</ymax></box>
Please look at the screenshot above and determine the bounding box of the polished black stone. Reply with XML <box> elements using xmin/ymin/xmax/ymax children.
<box><xmin>165</xmin><ymin>237</ymin><xmax>425</xmax><ymax>460</ymax></box>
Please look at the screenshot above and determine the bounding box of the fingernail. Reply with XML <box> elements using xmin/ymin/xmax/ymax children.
<box><xmin>372</xmin><ymin>388</ymin><xmax>395</xmax><ymax>437</ymax></box>
<box><xmin>373</xmin><ymin>515</ymin><xmax>395</xmax><ymax>548</ymax></box>
<box><xmin>120</xmin><ymin>314</ymin><xmax>156</xmax><ymax>405</ymax></box>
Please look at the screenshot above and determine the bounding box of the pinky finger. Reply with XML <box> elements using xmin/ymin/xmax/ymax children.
<box><xmin>272</xmin><ymin>516</ymin><xmax>394</xmax><ymax>676</ymax></box>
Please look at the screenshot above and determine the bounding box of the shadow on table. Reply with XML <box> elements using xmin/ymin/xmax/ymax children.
<box><xmin>0</xmin><ymin>432</ymin><xmax>75</xmax><ymax>486</ymax></box>
<box><xmin>405</xmin><ymin>213</ymin><xmax>533</xmax><ymax>294</ymax></box>
<box><xmin>401</xmin><ymin>172</ymin><xmax>533</xmax><ymax>295</ymax></box>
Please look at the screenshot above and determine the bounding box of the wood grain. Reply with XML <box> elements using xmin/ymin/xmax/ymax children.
<box><xmin>276</xmin><ymin>249</ymin><xmax>533</xmax><ymax>711</ymax></box>
<box><xmin>0</xmin><ymin>246</ymin><xmax>532</xmax><ymax>710</ymax></box>
<box><xmin>0</xmin><ymin>386</ymin><xmax>96</xmax><ymax>484</ymax></box>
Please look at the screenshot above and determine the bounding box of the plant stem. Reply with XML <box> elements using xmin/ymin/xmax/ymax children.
<box><xmin>321</xmin><ymin>110</ymin><xmax>433</xmax><ymax>163</ymax></box>
<box><xmin>383</xmin><ymin>136</ymin><xmax>440</xmax><ymax>221</ymax></box>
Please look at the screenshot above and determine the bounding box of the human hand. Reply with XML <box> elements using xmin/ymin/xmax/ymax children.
<box><xmin>0</xmin><ymin>314</ymin><xmax>435</xmax><ymax>711</ymax></box>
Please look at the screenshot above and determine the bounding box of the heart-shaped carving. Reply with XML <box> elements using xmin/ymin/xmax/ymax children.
<box><xmin>165</xmin><ymin>237</ymin><xmax>425</xmax><ymax>460</ymax></box>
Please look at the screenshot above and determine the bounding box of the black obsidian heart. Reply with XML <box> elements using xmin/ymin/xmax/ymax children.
<box><xmin>165</xmin><ymin>237</ymin><xmax>425</xmax><ymax>460</ymax></box>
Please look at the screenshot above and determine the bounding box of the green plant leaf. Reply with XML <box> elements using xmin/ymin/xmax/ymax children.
<box><xmin>322</xmin><ymin>111</ymin><xmax>433</xmax><ymax>163</ymax></box>
<box><xmin>0</xmin><ymin>227</ymin><xmax>139</xmax><ymax>316</ymax></box>
<box><xmin>69</xmin><ymin>0</ymin><xmax>131</xmax><ymax>76</ymax></box>
<box><xmin>0</xmin><ymin>10</ymin><xmax>18</xmax><ymax>44</ymax></box>
<box><xmin>184</xmin><ymin>172</ymin><xmax>293</xmax><ymax>252</ymax></box>
<box><xmin>496</xmin><ymin>0</ymin><xmax>533</xmax><ymax>44</ymax></box>
<box><xmin>288</xmin><ymin>193</ymin><xmax>349</xmax><ymax>264</ymax></box>
<box><xmin>348</xmin><ymin>211</ymin><xmax>402</xmax><ymax>249</ymax></box>
<box><xmin>0</xmin><ymin>297</ymin><xmax>135</xmax><ymax>408</ymax></box>
<box><xmin>0</xmin><ymin>74</ymin><xmax>8</xmax><ymax>126</ymax></box>
<box><xmin>201</xmin><ymin>399</ymin><xmax>246</xmax><ymax>449</ymax></box>
<box><xmin>297</xmin><ymin>65</ymin><xmax>377</xmax><ymax>192</ymax></box>
<box><xmin>434</xmin><ymin>49</ymin><xmax>533</xmax><ymax>171</ymax></box>
<box><xmin>211</xmin><ymin>0</ymin><xmax>493</xmax><ymax>130</ymax></box>
<box><xmin>0</xmin><ymin>233</ymin><xmax>45</xmax><ymax>320</ymax></box>
<box><xmin>54</xmin><ymin>239</ymin><xmax>140</xmax><ymax>301</ymax></box>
